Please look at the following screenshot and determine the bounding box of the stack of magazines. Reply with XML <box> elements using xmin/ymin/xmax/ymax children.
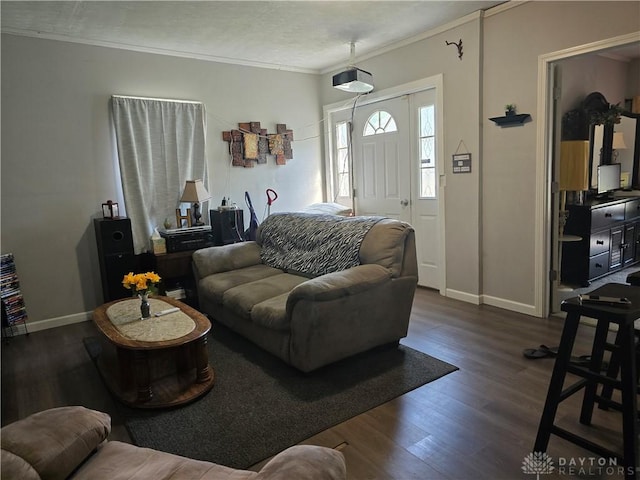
<box><xmin>1</xmin><ymin>253</ymin><xmax>28</xmax><ymax>334</ymax></box>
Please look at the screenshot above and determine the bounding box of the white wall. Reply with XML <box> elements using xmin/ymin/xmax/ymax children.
<box><xmin>1</xmin><ymin>34</ymin><xmax>323</xmax><ymax>325</ymax></box>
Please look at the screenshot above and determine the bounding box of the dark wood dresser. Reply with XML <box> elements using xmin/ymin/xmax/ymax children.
<box><xmin>561</xmin><ymin>196</ymin><xmax>640</xmax><ymax>286</ymax></box>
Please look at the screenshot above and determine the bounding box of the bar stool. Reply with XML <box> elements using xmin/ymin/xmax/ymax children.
<box><xmin>534</xmin><ymin>283</ymin><xmax>639</xmax><ymax>480</ymax></box>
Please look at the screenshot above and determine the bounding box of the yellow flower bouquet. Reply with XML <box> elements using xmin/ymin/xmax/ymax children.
<box><xmin>122</xmin><ymin>271</ymin><xmax>161</xmax><ymax>296</ymax></box>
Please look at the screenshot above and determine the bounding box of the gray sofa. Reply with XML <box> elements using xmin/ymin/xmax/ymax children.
<box><xmin>192</xmin><ymin>212</ymin><xmax>418</xmax><ymax>372</ymax></box>
<box><xmin>1</xmin><ymin>406</ymin><xmax>346</xmax><ymax>480</ymax></box>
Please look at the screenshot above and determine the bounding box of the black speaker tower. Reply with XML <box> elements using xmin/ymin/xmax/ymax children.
<box><xmin>94</xmin><ymin>218</ymin><xmax>136</xmax><ymax>303</ymax></box>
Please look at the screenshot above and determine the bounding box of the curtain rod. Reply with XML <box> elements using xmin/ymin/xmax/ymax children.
<box><xmin>111</xmin><ymin>94</ymin><xmax>202</xmax><ymax>105</ymax></box>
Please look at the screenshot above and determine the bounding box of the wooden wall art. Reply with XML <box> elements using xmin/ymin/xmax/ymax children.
<box><xmin>222</xmin><ymin>122</ymin><xmax>294</xmax><ymax>167</ymax></box>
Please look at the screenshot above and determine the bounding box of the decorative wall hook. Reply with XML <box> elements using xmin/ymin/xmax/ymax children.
<box><xmin>445</xmin><ymin>39</ymin><xmax>463</xmax><ymax>60</ymax></box>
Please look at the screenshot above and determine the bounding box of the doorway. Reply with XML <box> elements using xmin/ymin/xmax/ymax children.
<box><xmin>540</xmin><ymin>33</ymin><xmax>640</xmax><ymax>316</ymax></box>
<box><xmin>324</xmin><ymin>75</ymin><xmax>445</xmax><ymax>292</ymax></box>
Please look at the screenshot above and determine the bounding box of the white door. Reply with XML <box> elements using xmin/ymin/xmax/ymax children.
<box><xmin>351</xmin><ymin>96</ymin><xmax>411</xmax><ymax>222</ymax></box>
<box><xmin>349</xmin><ymin>90</ymin><xmax>443</xmax><ymax>290</ymax></box>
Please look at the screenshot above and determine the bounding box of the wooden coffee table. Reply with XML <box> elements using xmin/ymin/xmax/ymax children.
<box><xmin>92</xmin><ymin>295</ymin><xmax>214</xmax><ymax>408</ymax></box>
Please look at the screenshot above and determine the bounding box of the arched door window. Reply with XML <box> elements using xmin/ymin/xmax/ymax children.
<box><xmin>363</xmin><ymin>110</ymin><xmax>397</xmax><ymax>136</ymax></box>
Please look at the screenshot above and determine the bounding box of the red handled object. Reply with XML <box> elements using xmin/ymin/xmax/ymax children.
<box><xmin>266</xmin><ymin>188</ymin><xmax>278</xmax><ymax>216</ymax></box>
<box><xmin>266</xmin><ymin>189</ymin><xmax>278</xmax><ymax>206</ymax></box>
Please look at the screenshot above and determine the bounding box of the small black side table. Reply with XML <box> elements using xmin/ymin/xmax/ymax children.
<box><xmin>534</xmin><ymin>283</ymin><xmax>639</xmax><ymax>480</ymax></box>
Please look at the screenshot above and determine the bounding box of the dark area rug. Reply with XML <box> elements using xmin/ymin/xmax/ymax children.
<box><xmin>85</xmin><ymin>323</ymin><xmax>457</xmax><ymax>469</ymax></box>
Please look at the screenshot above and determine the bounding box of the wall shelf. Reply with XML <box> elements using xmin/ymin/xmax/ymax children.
<box><xmin>489</xmin><ymin>113</ymin><xmax>531</xmax><ymax>126</ymax></box>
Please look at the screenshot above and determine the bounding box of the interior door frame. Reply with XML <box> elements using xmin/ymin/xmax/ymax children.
<box><xmin>323</xmin><ymin>74</ymin><xmax>446</xmax><ymax>293</ymax></box>
<box><xmin>537</xmin><ymin>32</ymin><xmax>640</xmax><ymax>317</ymax></box>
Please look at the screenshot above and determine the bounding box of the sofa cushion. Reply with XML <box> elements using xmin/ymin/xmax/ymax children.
<box><xmin>256</xmin><ymin>445</ymin><xmax>346</xmax><ymax>480</ymax></box>
<box><xmin>200</xmin><ymin>264</ymin><xmax>283</xmax><ymax>303</ymax></box>
<box><xmin>193</xmin><ymin>242</ymin><xmax>263</xmax><ymax>278</ymax></box>
<box><xmin>223</xmin><ymin>273</ymin><xmax>306</xmax><ymax>319</ymax></box>
<box><xmin>250</xmin><ymin>292</ymin><xmax>290</xmax><ymax>331</ymax></box>
<box><xmin>72</xmin><ymin>441</ymin><xmax>257</xmax><ymax>480</ymax></box>
<box><xmin>287</xmin><ymin>264</ymin><xmax>392</xmax><ymax>304</ymax></box>
<box><xmin>1</xmin><ymin>406</ymin><xmax>111</xmax><ymax>480</ymax></box>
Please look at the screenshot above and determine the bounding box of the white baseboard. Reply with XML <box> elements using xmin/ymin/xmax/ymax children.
<box><xmin>445</xmin><ymin>288</ymin><xmax>481</xmax><ymax>305</ymax></box>
<box><xmin>481</xmin><ymin>294</ymin><xmax>538</xmax><ymax>317</ymax></box>
<box><xmin>445</xmin><ymin>288</ymin><xmax>539</xmax><ymax>317</ymax></box>
<box><xmin>17</xmin><ymin>311</ymin><xmax>91</xmax><ymax>334</ymax></box>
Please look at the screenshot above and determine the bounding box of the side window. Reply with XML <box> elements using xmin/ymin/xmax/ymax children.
<box><xmin>419</xmin><ymin>105</ymin><xmax>436</xmax><ymax>198</ymax></box>
<box><xmin>335</xmin><ymin>121</ymin><xmax>350</xmax><ymax>198</ymax></box>
<box><xmin>363</xmin><ymin>110</ymin><xmax>397</xmax><ymax>136</ymax></box>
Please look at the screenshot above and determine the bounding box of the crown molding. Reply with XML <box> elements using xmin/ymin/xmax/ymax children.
<box><xmin>1</xmin><ymin>29</ymin><xmax>320</xmax><ymax>74</ymax></box>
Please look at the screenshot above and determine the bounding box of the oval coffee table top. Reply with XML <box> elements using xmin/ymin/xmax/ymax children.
<box><xmin>93</xmin><ymin>296</ymin><xmax>210</xmax><ymax>350</ymax></box>
<box><xmin>106</xmin><ymin>297</ymin><xmax>195</xmax><ymax>342</ymax></box>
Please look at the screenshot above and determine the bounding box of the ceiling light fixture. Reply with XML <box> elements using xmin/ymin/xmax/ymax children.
<box><xmin>332</xmin><ymin>42</ymin><xmax>374</xmax><ymax>94</ymax></box>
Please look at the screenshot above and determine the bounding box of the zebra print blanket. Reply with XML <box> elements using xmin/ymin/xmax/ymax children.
<box><xmin>259</xmin><ymin>212</ymin><xmax>384</xmax><ymax>277</ymax></box>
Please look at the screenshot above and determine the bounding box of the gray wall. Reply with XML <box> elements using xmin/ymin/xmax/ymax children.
<box><xmin>321</xmin><ymin>1</ymin><xmax>639</xmax><ymax>312</ymax></box>
<box><xmin>482</xmin><ymin>1</ymin><xmax>638</xmax><ymax>309</ymax></box>
<box><xmin>1</xmin><ymin>35</ymin><xmax>322</xmax><ymax>325</ymax></box>
<box><xmin>320</xmin><ymin>15</ymin><xmax>483</xmax><ymax>300</ymax></box>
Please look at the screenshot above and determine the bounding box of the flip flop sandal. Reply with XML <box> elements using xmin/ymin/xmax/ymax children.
<box><xmin>539</xmin><ymin>345</ymin><xmax>558</xmax><ymax>357</ymax></box>
<box><xmin>523</xmin><ymin>346</ymin><xmax>554</xmax><ymax>359</ymax></box>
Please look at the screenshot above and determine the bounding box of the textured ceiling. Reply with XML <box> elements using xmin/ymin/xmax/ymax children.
<box><xmin>1</xmin><ymin>1</ymin><xmax>507</xmax><ymax>73</ymax></box>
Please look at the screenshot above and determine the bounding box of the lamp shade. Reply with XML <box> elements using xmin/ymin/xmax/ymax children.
<box><xmin>612</xmin><ymin>131</ymin><xmax>627</xmax><ymax>150</ymax></box>
<box><xmin>180</xmin><ymin>179</ymin><xmax>210</xmax><ymax>203</ymax></box>
<box><xmin>559</xmin><ymin>141</ymin><xmax>590</xmax><ymax>191</ymax></box>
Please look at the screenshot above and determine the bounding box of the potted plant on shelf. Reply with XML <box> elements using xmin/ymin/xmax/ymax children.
<box><xmin>505</xmin><ymin>104</ymin><xmax>516</xmax><ymax>116</ymax></box>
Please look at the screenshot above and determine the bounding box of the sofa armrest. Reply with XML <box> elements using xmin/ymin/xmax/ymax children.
<box><xmin>287</xmin><ymin>264</ymin><xmax>391</xmax><ymax>307</ymax></box>
<box><xmin>256</xmin><ymin>445</ymin><xmax>346</xmax><ymax>480</ymax></box>
<box><xmin>192</xmin><ymin>241</ymin><xmax>262</xmax><ymax>279</ymax></box>
<box><xmin>1</xmin><ymin>406</ymin><xmax>111</xmax><ymax>480</ymax></box>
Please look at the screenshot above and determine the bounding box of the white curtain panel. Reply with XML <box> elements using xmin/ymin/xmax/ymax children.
<box><xmin>111</xmin><ymin>96</ymin><xmax>206</xmax><ymax>254</ymax></box>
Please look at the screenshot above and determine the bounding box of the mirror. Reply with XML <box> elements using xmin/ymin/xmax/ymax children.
<box><xmin>586</xmin><ymin>111</ymin><xmax>639</xmax><ymax>192</ymax></box>
<box><xmin>619</xmin><ymin>113</ymin><xmax>640</xmax><ymax>188</ymax></box>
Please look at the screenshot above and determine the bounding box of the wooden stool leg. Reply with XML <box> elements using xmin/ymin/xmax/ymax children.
<box><xmin>619</xmin><ymin>323</ymin><xmax>639</xmax><ymax>480</ymax></box>
<box><xmin>534</xmin><ymin>311</ymin><xmax>581</xmax><ymax>453</ymax></box>
<box><xmin>598</xmin><ymin>328</ymin><xmax>623</xmax><ymax>410</ymax></box>
<box><xmin>580</xmin><ymin>319</ymin><xmax>609</xmax><ymax>425</ymax></box>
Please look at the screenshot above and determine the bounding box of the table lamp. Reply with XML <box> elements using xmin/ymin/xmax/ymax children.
<box><xmin>557</xmin><ymin>140</ymin><xmax>590</xmax><ymax>290</ymax></box>
<box><xmin>180</xmin><ymin>180</ymin><xmax>211</xmax><ymax>226</ymax></box>
<box><xmin>612</xmin><ymin>131</ymin><xmax>627</xmax><ymax>162</ymax></box>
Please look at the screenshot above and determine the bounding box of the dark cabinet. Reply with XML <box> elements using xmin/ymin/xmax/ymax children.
<box><xmin>152</xmin><ymin>250</ymin><xmax>199</xmax><ymax>308</ymax></box>
<box><xmin>562</xmin><ymin>197</ymin><xmax>640</xmax><ymax>286</ymax></box>
<box><xmin>209</xmin><ymin>209</ymin><xmax>244</xmax><ymax>245</ymax></box>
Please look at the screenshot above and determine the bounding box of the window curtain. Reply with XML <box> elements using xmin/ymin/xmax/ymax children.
<box><xmin>111</xmin><ymin>96</ymin><xmax>206</xmax><ymax>254</ymax></box>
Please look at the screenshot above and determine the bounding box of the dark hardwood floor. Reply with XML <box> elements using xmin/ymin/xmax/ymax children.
<box><xmin>2</xmin><ymin>287</ymin><xmax>631</xmax><ymax>479</ymax></box>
